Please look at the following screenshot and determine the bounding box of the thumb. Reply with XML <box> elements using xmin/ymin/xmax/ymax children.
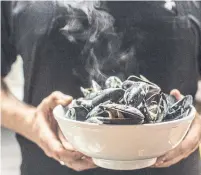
<box><xmin>39</xmin><ymin>91</ymin><xmax>73</xmax><ymax>112</ymax></box>
<box><xmin>170</xmin><ymin>89</ymin><xmax>184</xmax><ymax>100</ymax></box>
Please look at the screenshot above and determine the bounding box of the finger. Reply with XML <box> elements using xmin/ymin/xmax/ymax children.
<box><xmin>154</xmin><ymin>134</ymin><xmax>198</xmax><ymax>167</ymax></box>
<box><xmin>154</xmin><ymin>155</ymin><xmax>183</xmax><ymax>168</ymax></box>
<box><xmin>35</xmin><ymin>113</ymin><xmax>83</xmax><ymax>162</ymax></box>
<box><xmin>44</xmin><ymin>131</ymin><xmax>84</xmax><ymax>161</ymax></box>
<box><xmin>170</xmin><ymin>89</ymin><xmax>184</xmax><ymax>100</ymax></box>
<box><xmin>67</xmin><ymin>158</ymin><xmax>97</xmax><ymax>172</ymax></box>
<box><xmin>57</xmin><ymin>127</ymin><xmax>93</xmax><ymax>160</ymax></box>
<box><xmin>39</xmin><ymin>91</ymin><xmax>73</xmax><ymax>111</ymax></box>
<box><xmin>154</xmin><ymin>114</ymin><xmax>201</xmax><ymax>167</ymax></box>
<box><xmin>45</xmin><ymin>137</ymin><xmax>84</xmax><ymax>162</ymax></box>
<box><xmin>154</xmin><ymin>146</ymin><xmax>182</xmax><ymax>167</ymax></box>
<box><xmin>58</xmin><ymin>128</ymin><xmax>75</xmax><ymax>151</ymax></box>
<box><xmin>154</xmin><ymin>143</ymin><xmax>199</xmax><ymax>168</ymax></box>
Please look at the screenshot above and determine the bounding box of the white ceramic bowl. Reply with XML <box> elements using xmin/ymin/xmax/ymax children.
<box><xmin>53</xmin><ymin>105</ymin><xmax>196</xmax><ymax>170</ymax></box>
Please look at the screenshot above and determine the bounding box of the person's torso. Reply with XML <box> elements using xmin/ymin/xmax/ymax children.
<box><xmin>11</xmin><ymin>1</ymin><xmax>201</xmax><ymax>175</ymax></box>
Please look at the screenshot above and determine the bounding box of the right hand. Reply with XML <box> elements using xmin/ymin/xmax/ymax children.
<box><xmin>30</xmin><ymin>91</ymin><xmax>97</xmax><ymax>171</ymax></box>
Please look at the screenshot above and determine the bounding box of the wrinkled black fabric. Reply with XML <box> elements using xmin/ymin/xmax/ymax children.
<box><xmin>1</xmin><ymin>1</ymin><xmax>17</xmax><ymax>77</ymax></box>
<box><xmin>1</xmin><ymin>1</ymin><xmax>201</xmax><ymax>175</ymax></box>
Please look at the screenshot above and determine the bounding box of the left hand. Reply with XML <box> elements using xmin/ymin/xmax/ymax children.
<box><xmin>153</xmin><ymin>89</ymin><xmax>201</xmax><ymax>168</ymax></box>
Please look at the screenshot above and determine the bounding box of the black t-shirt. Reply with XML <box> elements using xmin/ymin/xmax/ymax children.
<box><xmin>1</xmin><ymin>1</ymin><xmax>201</xmax><ymax>175</ymax></box>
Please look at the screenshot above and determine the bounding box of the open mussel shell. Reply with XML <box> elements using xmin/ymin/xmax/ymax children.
<box><xmin>100</xmin><ymin>103</ymin><xmax>145</xmax><ymax>124</ymax></box>
<box><xmin>75</xmin><ymin>99</ymin><xmax>93</xmax><ymax>110</ymax></box>
<box><xmin>65</xmin><ymin>106</ymin><xmax>88</xmax><ymax>121</ymax></box>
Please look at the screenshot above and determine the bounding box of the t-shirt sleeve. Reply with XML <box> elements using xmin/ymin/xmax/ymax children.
<box><xmin>1</xmin><ymin>1</ymin><xmax>17</xmax><ymax>77</ymax></box>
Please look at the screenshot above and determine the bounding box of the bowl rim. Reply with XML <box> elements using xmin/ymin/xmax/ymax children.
<box><xmin>53</xmin><ymin>105</ymin><xmax>196</xmax><ymax>127</ymax></box>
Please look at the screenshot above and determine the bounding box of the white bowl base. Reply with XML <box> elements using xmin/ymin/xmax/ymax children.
<box><xmin>93</xmin><ymin>157</ymin><xmax>157</xmax><ymax>170</ymax></box>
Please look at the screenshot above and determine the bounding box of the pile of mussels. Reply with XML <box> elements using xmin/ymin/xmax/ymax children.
<box><xmin>63</xmin><ymin>75</ymin><xmax>193</xmax><ymax>124</ymax></box>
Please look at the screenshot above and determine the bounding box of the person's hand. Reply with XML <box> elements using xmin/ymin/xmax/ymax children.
<box><xmin>30</xmin><ymin>91</ymin><xmax>97</xmax><ymax>171</ymax></box>
<box><xmin>153</xmin><ymin>89</ymin><xmax>201</xmax><ymax>168</ymax></box>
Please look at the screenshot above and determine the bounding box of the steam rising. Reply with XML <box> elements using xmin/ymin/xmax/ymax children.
<box><xmin>58</xmin><ymin>1</ymin><xmax>137</xmax><ymax>85</ymax></box>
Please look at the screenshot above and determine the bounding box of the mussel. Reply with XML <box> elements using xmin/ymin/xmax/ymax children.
<box><xmin>105</xmin><ymin>76</ymin><xmax>122</xmax><ymax>89</ymax></box>
<box><xmin>63</xmin><ymin>75</ymin><xmax>193</xmax><ymax>125</ymax></box>
<box><xmin>65</xmin><ymin>106</ymin><xmax>89</xmax><ymax>121</ymax></box>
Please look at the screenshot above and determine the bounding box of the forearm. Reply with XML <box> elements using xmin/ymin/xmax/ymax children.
<box><xmin>1</xmin><ymin>79</ymin><xmax>36</xmax><ymax>141</ymax></box>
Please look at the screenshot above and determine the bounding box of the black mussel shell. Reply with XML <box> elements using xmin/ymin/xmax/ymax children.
<box><xmin>75</xmin><ymin>99</ymin><xmax>93</xmax><ymax>110</ymax></box>
<box><xmin>63</xmin><ymin>75</ymin><xmax>194</xmax><ymax>125</ymax></box>
<box><xmin>164</xmin><ymin>95</ymin><xmax>193</xmax><ymax>121</ymax></box>
<box><xmin>86</xmin><ymin>105</ymin><xmax>107</xmax><ymax>119</ymax></box>
<box><xmin>145</xmin><ymin>86</ymin><xmax>161</xmax><ymax>101</ymax></box>
<box><xmin>139</xmin><ymin>104</ymin><xmax>153</xmax><ymax>123</ymax></box>
<box><xmin>65</xmin><ymin>106</ymin><xmax>88</xmax><ymax>121</ymax></box>
<box><xmin>139</xmin><ymin>93</ymin><xmax>167</xmax><ymax>123</ymax></box>
<box><xmin>100</xmin><ymin>104</ymin><xmax>145</xmax><ymax>123</ymax></box>
<box><xmin>127</xmin><ymin>75</ymin><xmax>160</xmax><ymax>89</ymax></box>
<box><xmin>165</xmin><ymin>94</ymin><xmax>177</xmax><ymax>107</ymax></box>
<box><xmin>169</xmin><ymin>95</ymin><xmax>193</xmax><ymax>111</ymax></box>
<box><xmin>92</xmin><ymin>88</ymin><xmax>125</xmax><ymax>107</ymax></box>
<box><xmin>164</xmin><ymin>108</ymin><xmax>190</xmax><ymax>121</ymax></box>
<box><xmin>124</xmin><ymin>82</ymin><xmax>147</xmax><ymax>107</ymax></box>
<box><xmin>85</xmin><ymin>91</ymin><xmax>102</xmax><ymax>100</ymax></box>
<box><xmin>121</xmin><ymin>80</ymin><xmax>135</xmax><ymax>90</ymax></box>
<box><xmin>105</xmin><ymin>76</ymin><xmax>122</xmax><ymax>89</ymax></box>
<box><xmin>156</xmin><ymin>97</ymin><xmax>168</xmax><ymax>122</ymax></box>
